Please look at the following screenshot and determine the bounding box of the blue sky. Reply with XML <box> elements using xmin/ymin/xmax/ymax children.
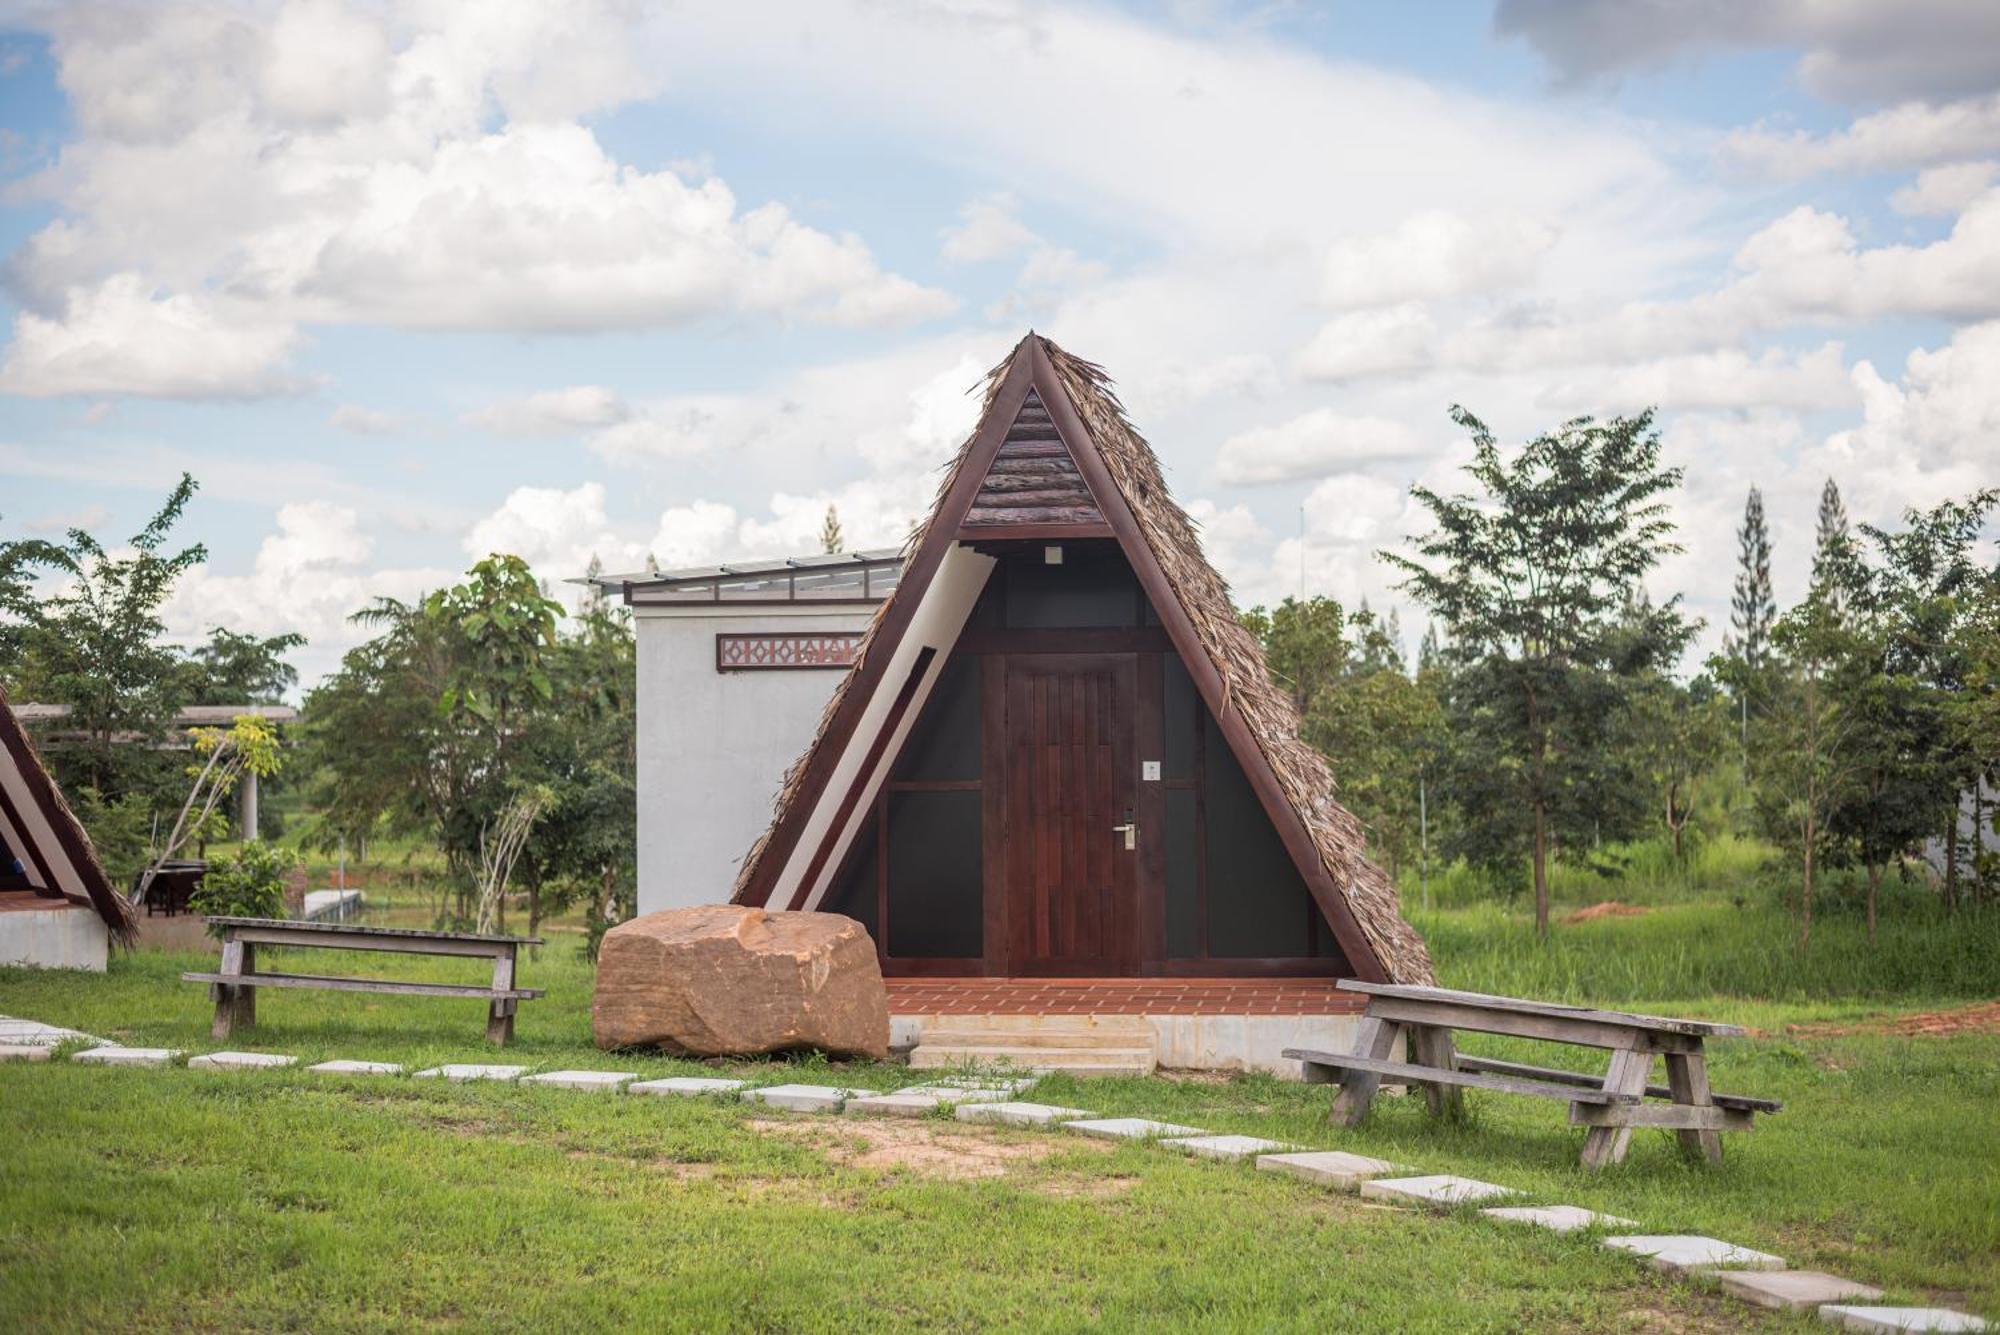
<box><xmin>1</xmin><ymin>1</ymin><xmax>1996</xmax><ymax>685</ymax></box>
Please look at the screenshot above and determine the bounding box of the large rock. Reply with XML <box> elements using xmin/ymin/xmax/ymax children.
<box><xmin>592</xmin><ymin>905</ymin><xmax>888</xmax><ymax>1059</ymax></box>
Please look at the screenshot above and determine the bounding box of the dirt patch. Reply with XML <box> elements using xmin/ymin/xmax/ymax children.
<box><xmin>1031</xmin><ymin>1173</ymin><xmax>1141</xmax><ymax>1199</ymax></box>
<box><xmin>1561</xmin><ymin>901</ymin><xmax>1651</xmax><ymax>924</ymax></box>
<box><xmin>1786</xmin><ymin>1000</ymin><xmax>2000</xmax><ymax>1038</ymax></box>
<box><xmin>748</xmin><ymin>1117</ymin><xmax>1110</xmax><ymax>1181</ymax></box>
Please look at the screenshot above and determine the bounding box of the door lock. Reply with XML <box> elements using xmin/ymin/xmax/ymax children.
<box><xmin>1112</xmin><ymin>809</ymin><xmax>1137</xmax><ymax>851</ymax></box>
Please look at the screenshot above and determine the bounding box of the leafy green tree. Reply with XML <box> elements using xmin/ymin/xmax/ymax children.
<box><xmin>1812</xmin><ymin>477</ymin><xmax>1856</xmax><ymax>613</ymax></box>
<box><xmin>1384</xmin><ymin>406</ymin><xmax>1692</xmax><ymax>937</ymax></box>
<box><xmin>0</xmin><ymin>475</ymin><xmax>207</xmax><ymax>794</ymax></box>
<box><xmin>1629</xmin><ymin>671</ymin><xmax>1731</xmax><ymax>867</ymax></box>
<box><xmin>820</xmin><ymin>505</ymin><xmax>845</xmax><ymax>555</ymax></box>
<box><xmin>1727</xmin><ymin>486</ymin><xmax>1776</xmax><ymax>670</ymax></box>
<box><xmin>186</xmin><ymin>627</ymin><xmax>304</xmax><ymax>704</ymax></box>
<box><xmin>1240</xmin><ymin>596</ymin><xmax>1349</xmax><ymax>717</ymax></box>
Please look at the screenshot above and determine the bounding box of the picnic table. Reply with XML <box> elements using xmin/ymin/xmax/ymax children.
<box><xmin>183</xmin><ymin>917</ymin><xmax>544</xmax><ymax>1046</ymax></box>
<box><xmin>1284</xmin><ymin>981</ymin><xmax>1781</xmax><ymax>1170</ymax></box>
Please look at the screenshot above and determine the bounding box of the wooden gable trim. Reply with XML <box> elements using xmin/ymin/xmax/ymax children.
<box><xmin>0</xmin><ymin>699</ymin><xmax>128</xmax><ymax>935</ymax></box>
<box><xmin>736</xmin><ymin>341</ymin><xmax>1040</xmax><ymax>909</ymax></box>
<box><xmin>1024</xmin><ymin>340</ymin><xmax>1390</xmax><ymax>983</ymax></box>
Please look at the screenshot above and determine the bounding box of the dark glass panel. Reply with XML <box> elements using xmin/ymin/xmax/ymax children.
<box><xmin>886</xmin><ymin>790</ymin><xmax>983</xmax><ymax>958</ymax></box>
<box><xmin>894</xmin><ymin>653</ymin><xmax>981</xmax><ymax>782</ymax></box>
<box><xmin>1202</xmin><ymin>707</ymin><xmax>1313</xmax><ymax>957</ymax></box>
<box><xmin>1162</xmin><ymin>654</ymin><xmax>1197</xmax><ymax>781</ymax></box>
<box><xmin>1003</xmin><ymin>546</ymin><xmax>1139</xmax><ymax>628</ymax></box>
<box><xmin>820</xmin><ymin>814</ymin><xmax>879</xmax><ymax>940</ymax></box>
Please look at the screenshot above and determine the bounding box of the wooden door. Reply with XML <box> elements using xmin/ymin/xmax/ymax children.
<box><xmin>1003</xmin><ymin>653</ymin><xmax>1137</xmax><ymax>973</ymax></box>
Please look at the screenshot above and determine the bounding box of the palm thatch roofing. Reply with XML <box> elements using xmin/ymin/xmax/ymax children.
<box><xmin>0</xmin><ymin>687</ymin><xmax>136</xmax><ymax>944</ymax></box>
<box><xmin>732</xmin><ymin>333</ymin><xmax>1433</xmax><ymax>986</ymax></box>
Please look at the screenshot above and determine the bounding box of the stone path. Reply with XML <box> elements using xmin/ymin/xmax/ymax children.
<box><xmin>33</xmin><ymin>1030</ymin><xmax>1988</xmax><ymax>1332</ymax></box>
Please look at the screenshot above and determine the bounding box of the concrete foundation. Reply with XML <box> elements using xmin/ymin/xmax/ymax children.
<box><xmin>891</xmin><ymin>1010</ymin><xmax>1365</xmax><ymax>1078</ymax></box>
<box><xmin>0</xmin><ymin>902</ymin><xmax>108</xmax><ymax>971</ymax></box>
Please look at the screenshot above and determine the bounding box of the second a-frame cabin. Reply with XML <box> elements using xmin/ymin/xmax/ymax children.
<box><xmin>734</xmin><ymin>335</ymin><xmax>1431</xmax><ymax>992</ymax></box>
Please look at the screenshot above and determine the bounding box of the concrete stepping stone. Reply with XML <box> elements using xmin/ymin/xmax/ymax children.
<box><xmin>1704</xmin><ymin>1270</ymin><xmax>1883</xmax><ymax>1312</ymax></box>
<box><xmin>628</xmin><ymin>1076</ymin><xmax>746</xmax><ymax>1097</ymax></box>
<box><xmin>1603</xmin><ymin>1235</ymin><xmax>1785</xmax><ymax>1275</ymax></box>
<box><xmin>741</xmin><ymin>1083</ymin><xmax>873</xmax><ymax>1112</ymax></box>
<box><xmin>0</xmin><ymin>1016</ymin><xmax>103</xmax><ymax>1048</ymax></box>
<box><xmin>1481</xmin><ymin>1205</ymin><xmax>1638</xmax><ymax>1234</ymax></box>
<box><xmin>955</xmin><ymin>1101</ymin><xmax>1096</xmax><ymax>1129</ymax></box>
<box><xmin>1359</xmin><ymin>1174</ymin><xmax>1520</xmax><ymax>1208</ymax></box>
<box><xmin>1161</xmin><ymin>1134</ymin><xmax>1296</xmax><ymax>1162</ymax></box>
<box><xmin>309</xmin><ymin>1060</ymin><xmax>403</xmax><ymax>1076</ymax></box>
<box><xmin>845</xmin><ymin>1092</ymin><xmax>956</xmax><ymax>1118</ymax></box>
<box><xmin>411</xmin><ymin>1064</ymin><xmax>528</xmax><ymax>1083</ymax></box>
<box><xmin>1256</xmin><ymin>1150</ymin><xmax>1407</xmax><ymax>1191</ymax></box>
<box><xmin>1820</xmin><ymin>1308</ymin><xmax>1987</xmax><ymax>1333</ymax></box>
<box><xmin>73</xmin><ymin>1046</ymin><xmax>180</xmax><ymax>1068</ymax></box>
<box><xmin>1062</xmin><ymin>1117</ymin><xmax>1206</xmax><ymax>1141</ymax></box>
<box><xmin>894</xmin><ymin>1084</ymin><xmax>1010</xmax><ymax>1103</ymax></box>
<box><xmin>188</xmin><ymin>1051</ymin><xmax>298</xmax><ymax>1071</ymax></box>
<box><xmin>521</xmin><ymin>1070</ymin><xmax>636</xmax><ymax>1092</ymax></box>
<box><xmin>0</xmin><ymin>1044</ymin><xmax>53</xmax><ymax>1062</ymax></box>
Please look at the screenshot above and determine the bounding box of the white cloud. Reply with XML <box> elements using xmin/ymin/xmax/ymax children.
<box><xmin>1214</xmin><ymin>410</ymin><xmax>1429</xmax><ymax>485</ymax></box>
<box><xmin>1183</xmin><ymin>498</ymin><xmax>1271</xmax><ymax>581</ymax></box>
<box><xmin>1538</xmin><ymin>342</ymin><xmax>1859</xmax><ymax>416</ymax></box>
<box><xmin>162</xmin><ymin>501</ymin><xmax>455</xmax><ymax>685</ymax></box>
<box><xmin>1724</xmin><ymin>93</ymin><xmax>2000</xmax><ymax>179</ymax></box>
<box><xmin>942</xmin><ymin>192</ymin><xmax>1036</xmax><ymax>262</ymax></box>
<box><xmin>1321</xmin><ymin>211</ymin><xmax>1555</xmax><ymax>309</ymax></box>
<box><xmin>646</xmin><ymin>501</ymin><xmax>741</xmax><ymax>569</ymax></box>
<box><xmin>330</xmin><ymin>403</ymin><xmax>402</xmax><ymax>435</ymax></box>
<box><xmin>0</xmin><ymin>275</ymin><xmax>304</xmax><ymax>398</ymax></box>
<box><xmin>468</xmin><ymin>385</ymin><xmax>630</xmax><ymax>436</ymax></box>
<box><xmin>5</xmin><ymin>4</ymin><xmax>954</xmax><ymax>398</ymax></box>
<box><xmin>1821</xmin><ymin>320</ymin><xmax>2000</xmax><ymax>481</ymax></box>
<box><xmin>1893</xmin><ymin>161</ymin><xmax>2000</xmax><ymax>217</ymax></box>
<box><xmin>1296</xmin><ymin>305</ymin><xmax>1435</xmax><ymax>382</ymax></box>
<box><xmin>1495</xmin><ymin>0</ymin><xmax>2000</xmax><ymax>104</ymax></box>
<box><xmin>463</xmin><ymin>481</ymin><xmax>641</xmax><ymax>577</ymax></box>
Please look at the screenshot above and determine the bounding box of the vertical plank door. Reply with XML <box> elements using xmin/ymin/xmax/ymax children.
<box><xmin>1004</xmin><ymin>654</ymin><xmax>1137</xmax><ymax>974</ymax></box>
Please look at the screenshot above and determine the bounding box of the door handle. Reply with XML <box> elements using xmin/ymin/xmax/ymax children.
<box><xmin>1111</xmin><ymin>822</ymin><xmax>1137</xmax><ymax>851</ymax></box>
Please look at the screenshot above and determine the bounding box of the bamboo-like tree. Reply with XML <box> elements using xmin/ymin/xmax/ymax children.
<box><xmin>1811</xmin><ymin>477</ymin><xmax>1855</xmax><ymax>613</ymax></box>
<box><xmin>820</xmin><ymin>505</ymin><xmax>845</xmax><ymax>555</ymax></box>
<box><xmin>1728</xmin><ymin>487</ymin><xmax>1775</xmax><ymax>671</ymax></box>
<box><xmin>1384</xmin><ymin>406</ymin><xmax>1690</xmax><ymax>938</ymax></box>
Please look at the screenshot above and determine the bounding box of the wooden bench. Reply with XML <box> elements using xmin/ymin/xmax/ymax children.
<box><xmin>184</xmin><ymin>917</ymin><xmax>544</xmax><ymax>1046</ymax></box>
<box><xmin>1284</xmin><ymin>981</ymin><xmax>1781</xmax><ymax>1170</ymax></box>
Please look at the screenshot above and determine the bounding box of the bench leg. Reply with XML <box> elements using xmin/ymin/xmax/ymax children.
<box><xmin>1580</xmin><ymin>1048</ymin><xmax>1653</xmax><ymax>1170</ymax></box>
<box><xmin>1409</xmin><ymin>1024</ymin><xmax>1465</xmax><ymax>1122</ymax></box>
<box><xmin>212</xmin><ymin>938</ymin><xmax>246</xmax><ymax>1040</ymax></box>
<box><xmin>1329</xmin><ymin>1017</ymin><xmax>1402</xmax><ymax>1127</ymax></box>
<box><xmin>486</xmin><ymin>947</ymin><xmax>517</xmax><ymax>1047</ymax></box>
<box><xmin>1664</xmin><ymin>1050</ymin><xmax>1724</xmax><ymax>1164</ymax></box>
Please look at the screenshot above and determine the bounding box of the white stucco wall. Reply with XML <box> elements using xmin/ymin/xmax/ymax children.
<box><xmin>0</xmin><ymin>903</ymin><xmax>108</xmax><ymax>971</ymax></box>
<box><xmin>634</xmin><ymin>605</ymin><xmax>876</xmax><ymax>914</ymax></box>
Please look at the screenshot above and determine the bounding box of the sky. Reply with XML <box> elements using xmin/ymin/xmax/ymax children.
<box><xmin>0</xmin><ymin>0</ymin><xmax>1997</xmax><ymax>688</ymax></box>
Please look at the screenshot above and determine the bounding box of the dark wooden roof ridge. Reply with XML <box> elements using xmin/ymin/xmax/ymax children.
<box><xmin>0</xmin><ymin>686</ymin><xmax>136</xmax><ymax>943</ymax></box>
<box><xmin>730</xmin><ymin>333</ymin><xmax>1434</xmax><ymax>986</ymax></box>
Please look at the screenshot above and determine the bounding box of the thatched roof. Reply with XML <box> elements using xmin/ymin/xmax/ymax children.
<box><xmin>732</xmin><ymin>334</ymin><xmax>1433</xmax><ymax>986</ymax></box>
<box><xmin>0</xmin><ymin>688</ymin><xmax>136</xmax><ymax>944</ymax></box>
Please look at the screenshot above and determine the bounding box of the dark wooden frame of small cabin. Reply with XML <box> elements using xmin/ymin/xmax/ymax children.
<box><xmin>736</xmin><ymin>339</ymin><xmax>1392</xmax><ymax>985</ymax></box>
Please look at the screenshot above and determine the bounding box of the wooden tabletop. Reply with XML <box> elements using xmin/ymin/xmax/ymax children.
<box><xmin>203</xmin><ymin>916</ymin><xmax>543</xmax><ymax>947</ymax></box>
<box><xmin>1336</xmin><ymin>981</ymin><xmax>1746</xmax><ymax>1038</ymax></box>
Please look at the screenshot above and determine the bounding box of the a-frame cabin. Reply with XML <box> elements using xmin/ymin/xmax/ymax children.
<box><xmin>734</xmin><ymin>335</ymin><xmax>1431</xmax><ymax>1004</ymax></box>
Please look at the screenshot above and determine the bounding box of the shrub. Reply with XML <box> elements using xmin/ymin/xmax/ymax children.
<box><xmin>190</xmin><ymin>841</ymin><xmax>295</xmax><ymax>934</ymax></box>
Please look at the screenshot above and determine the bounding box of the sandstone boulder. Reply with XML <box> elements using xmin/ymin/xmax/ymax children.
<box><xmin>592</xmin><ymin>905</ymin><xmax>888</xmax><ymax>1059</ymax></box>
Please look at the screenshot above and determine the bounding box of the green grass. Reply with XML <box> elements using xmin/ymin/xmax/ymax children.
<box><xmin>4</xmin><ymin>881</ymin><xmax>1998</xmax><ymax>1330</ymax></box>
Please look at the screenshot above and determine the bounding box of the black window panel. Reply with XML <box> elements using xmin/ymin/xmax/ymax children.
<box><xmin>1164</xmin><ymin>787</ymin><xmax>1200</xmax><ymax>958</ymax></box>
<box><xmin>820</xmin><ymin>815</ymin><xmax>879</xmax><ymax>940</ymax></box>
<box><xmin>886</xmin><ymin>790</ymin><xmax>982</xmax><ymax>958</ymax></box>
<box><xmin>1202</xmin><ymin>708</ymin><xmax>1314</xmax><ymax>957</ymax></box>
<box><xmin>1003</xmin><ymin>545</ymin><xmax>1139</xmax><ymax>628</ymax></box>
<box><xmin>894</xmin><ymin>653</ymin><xmax>981</xmax><ymax>782</ymax></box>
<box><xmin>1163</xmin><ymin>654</ymin><xmax>1197</xmax><ymax>781</ymax></box>
<box><xmin>1312</xmin><ymin>905</ymin><xmax>1348</xmax><ymax>965</ymax></box>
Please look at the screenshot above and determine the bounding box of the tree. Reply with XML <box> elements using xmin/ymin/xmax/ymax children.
<box><xmin>0</xmin><ymin>475</ymin><xmax>207</xmax><ymax>794</ymax></box>
<box><xmin>1383</xmin><ymin>406</ymin><xmax>1692</xmax><ymax>938</ymax></box>
<box><xmin>1812</xmin><ymin>477</ymin><xmax>1855</xmax><ymax>611</ymax></box>
<box><xmin>1630</xmin><ymin>672</ymin><xmax>1731</xmax><ymax>867</ymax></box>
<box><xmin>1727</xmin><ymin>487</ymin><xmax>1776</xmax><ymax>672</ymax></box>
<box><xmin>1762</xmin><ymin>591</ymin><xmax>1864</xmax><ymax>949</ymax></box>
<box><xmin>186</xmin><ymin>627</ymin><xmax>305</xmax><ymax>704</ymax></box>
<box><xmin>1239</xmin><ymin>596</ymin><xmax>1349</xmax><ymax>717</ymax></box>
<box><xmin>820</xmin><ymin>505</ymin><xmax>845</xmax><ymax>555</ymax></box>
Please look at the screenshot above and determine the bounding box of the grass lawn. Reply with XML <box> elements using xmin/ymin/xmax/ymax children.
<box><xmin>4</xmin><ymin>884</ymin><xmax>1998</xmax><ymax>1331</ymax></box>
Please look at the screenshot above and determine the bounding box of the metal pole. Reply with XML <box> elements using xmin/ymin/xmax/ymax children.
<box><xmin>1419</xmin><ymin>770</ymin><xmax>1430</xmax><ymax>913</ymax></box>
